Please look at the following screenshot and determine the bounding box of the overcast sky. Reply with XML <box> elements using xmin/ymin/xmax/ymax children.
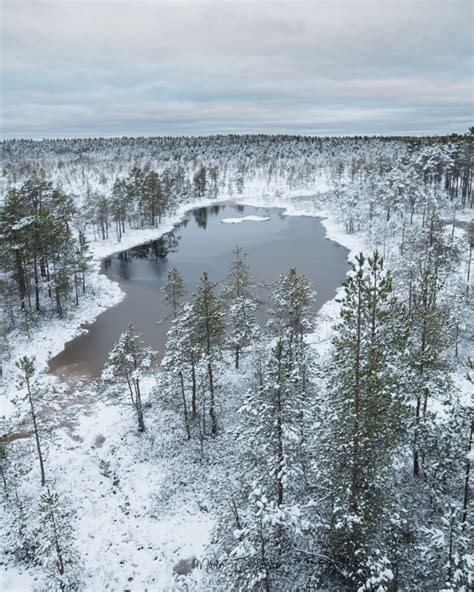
<box><xmin>1</xmin><ymin>0</ymin><xmax>472</xmax><ymax>138</ymax></box>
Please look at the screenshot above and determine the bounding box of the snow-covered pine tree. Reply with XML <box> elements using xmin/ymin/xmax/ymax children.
<box><xmin>161</xmin><ymin>267</ymin><xmax>186</xmax><ymax>319</ymax></box>
<box><xmin>223</xmin><ymin>338</ymin><xmax>307</xmax><ymax>589</ymax></box>
<box><xmin>191</xmin><ymin>272</ymin><xmax>224</xmax><ymax>436</ymax></box>
<box><xmin>399</xmin><ymin>213</ymin><xmax>462</xmax><ymax>477</ymax></box>
<box><xmin>74</xmin><ymin>230</ymin><xmax>91</xmax><ymax>298</ymax></box>
<box><xmin>160</xmin><ymin>300</ymin><xmax>201</xmax><ymax>439</ymax></box>
<box><xmin>110</xmin><ymin>178</ymin><xmax>128</xmax><ymax>241</ymax></box>
<box><xmin>37</xmin><ymin>488</ymin><xmax>82</xmax><ymax>592</ymax></box>
<box><xmin>102</xmin><ymin>324</ymin><xmax>156</xmax><ymax>432</ymax></box>
<box><xmin>0</xmin><ymin>179</ymin><xmax>88</xmax><ymax>318</ymax></box>
<box><xmin>15</xmin><ymin>356</ymin><xmax>46</xmax><ymax>486</ymax></box>
<box><xmin>193</xmin><ymin>164</ymin><xmax>207</xmax><ymax>197</ymax></box>
<box><xmin>416</xmin><ymin>400</ymin><xmax>474</xmax><ymax>591</ymax></box>
<box><xmin>323</xmin><ymin>251</ymin><xmax>410</xmax><ymax>591</ymax></box>
<box><xmin>268</xmin><ymin>267</ymin><xmax>316</xmax><ymax>351</ymax></box>
<box><xmin>221</xmin><ymin>245</ymin><xmax>259</xmax><ymax>369</ymax></box>
<box><xmin>0</xmin><ymin>457</ymin><xmax>38</xmax><ymax>564</ymax></box>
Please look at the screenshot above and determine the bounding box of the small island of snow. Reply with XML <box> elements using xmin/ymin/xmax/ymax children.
<box><xmin>221</xmin><ymin>215</ymin><xmax>270</xmax><ymax>224</ymax></box>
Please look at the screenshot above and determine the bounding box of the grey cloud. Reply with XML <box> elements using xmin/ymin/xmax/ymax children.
<box><xmin>1</xmin><ymin>0</ymin><xmax>472</xmax><ymax>138</ymax></box>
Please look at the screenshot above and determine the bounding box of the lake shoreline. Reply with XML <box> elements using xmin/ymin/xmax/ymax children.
<box><xmin>1</xmin><ymin>190</ymin><xmax>356</xmax><ymax>432</ymax></box>
<box><xmin>49</xmin><ymin>203</ymin><xmax>350</xmax><ymax>379</ymax></box>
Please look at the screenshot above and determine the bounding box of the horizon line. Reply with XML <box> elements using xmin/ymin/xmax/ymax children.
<box><xmin>2</xmin><ymin>130</ymin><xmax>471</xmax><ymax>143</ymax></box>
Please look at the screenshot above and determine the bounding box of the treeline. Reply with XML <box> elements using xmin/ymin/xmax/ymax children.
<box><xmin>2</xmin><ymin>133</ymin><xmax>471</xmax><ymax>224</ymax></box>
<box><xmin>0</xmin><ymin>178</ymin><xmax>91</xmax><ymax>331</ymax></box>
<box><xmin>2</xmin><ymin>133</ymin><xmax>470</xmax><ymax>166</ymax></box>
<box><xmin>82</xmin><ymin>163</ymin><xmax>216</xmax><ymax>242</ymax></box>
<box><xmin>0</xmin><ymin>162</ymin><xmax>217</xmax><ymax>336</ymax></box>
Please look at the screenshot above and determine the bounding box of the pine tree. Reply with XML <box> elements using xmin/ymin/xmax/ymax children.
<box><xmin>38</xmin><ymin>488</ymin><xmax>82</xmax><ymax>591</ymax></box>
<box><xmin>110</xmin><ymin>178</ymin><xmax>128</xmax><ymax>241</ymax></box>
<box><xmin>0</xmin><ymin>458</ymin><xmax>38</xmax><ymax>564</ymax></box>
<box><xmin>16</xmin><ymin>356</ymin><xmax>46</xmax><ymax>486</ymax></box>
<box><xmin>141</xmin><ymin>170</ymin><xmax>163</xmax><ymax>226</ymax></box>
<box><xmin>400</xmin><ymin>214</ymin><xmax>461</xmax><ymax>477</ymax></box>
<box><xmin>160</xmin><ymin>301</ymin><xmax>202</xmax><ymax>439</ymax></box>
<box><xmin>161</xmin><ymin>267</ymin><xmax>186</xmax><ymax>319</ymax></box>
<box><xmin>191</xmin><ymin>272</ymin><xmax>224</xmax><ymax>436</ymax></box>
<box><xmin>193</xmin><ymin>164</ymin><xmax>207</xmax><ymax>197</ymax></box>
<box><xmin>225</xmin><ymin>338</ymin><xmax>307</xmax><ymax>589</ymax></box>
<box><xmin>411</xmin><ymin>397</ymin><xmax>473</xmax><ymax>590</ymax></box>
<box><xmin>102</xmin><ymin>324</ymin><xmax>156</xmax><ymax>432</ymax></box>
<box><xmin>324</xmin><ymin>252</ymin><xmax>410</xmax><ymax>590</ymax></box>
<box><xmin>0</xmin><ymin>187</ymin><xmax>34</xmax><ymax>310</ymax></box>
<box><xmin>0</xmin><ymin>178</ymin><xmax>90</xmax><ymax>320</ymax></box>
<box><xmin>268</xmin><ymin>267</ymin><xmax>316</xmax><ymax>350</ymax></box>
<box><xmin>221</xmin><ymin>246</ymin><xmax>259</xmax><ymax>369</ymax></box>
<box><xmin>74</xmin><ymin>230</ymin><xmax>91</xmax><ymax>297</ymax></box>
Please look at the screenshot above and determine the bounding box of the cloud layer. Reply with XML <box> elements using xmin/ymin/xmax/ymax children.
<box><xmin>1</xmin><ymin>0</ymin><xmax>472</xmax><ymax>138</ymax></box>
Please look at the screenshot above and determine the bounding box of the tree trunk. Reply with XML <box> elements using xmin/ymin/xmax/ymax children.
<box><xmin>134</xmin><ymin>378</ymin><xmax>145</xmax><ymax>433</ymax></box>
<box><xmin>15</xmin><ymin>248</ymin><xmax>27</xmax><ymax>309</ymax></box>
<box><xmin>191</xmin><ymin>352</ymin><xmax>197</xmax><ymax>417</ymax></box>
<box><xmin>413</xmin><ymin>393</ymin><xmax>421</xmax><ymax>478</ymax></box>
<box><xmin>26</xmin><ymin>380</ymin><xmax>46</xmax><ymax>486</ymax></box>
<box><xmin>179</xmin><ymin>370</ymin><xmax>191</xmax><ymax>440</ymax></box>
<box><xmin>55</xmin><ymin>288</ymin><xmax>63</xmax><ymax>318</ymax></box>
<box><xmin>462</xmin><ymin>419</ymin><xmax>473</xmax><ymax>527</ymax></box>
<box><xmin>49</xmin><ymin>500</ymin><xmax>65</xmax><ymax>575</ymax></box>
<box><xmin>208</xmin><ymin>361</ymin><xmax>217</xmax><ymax>437</ymax></box>
<box><xmin>350</xmin><ymin>281</ymin><xmax>362</xmax><ymax>513</ymax></box>
<box><xmin>33</xmin><ymin>256</ymin><xmax>41</xmax><ymax>312</ymax></box>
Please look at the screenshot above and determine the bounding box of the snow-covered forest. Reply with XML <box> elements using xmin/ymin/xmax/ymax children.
<box><xmin>1</xmin><ymin>133</ymin><xmax>473</xmax><ymax>591</ymax></box>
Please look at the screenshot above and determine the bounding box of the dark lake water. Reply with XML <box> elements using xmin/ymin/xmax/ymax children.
<box><xmin>49</xmin><ymin>204</ymin><xmax>349</xmax><ymax>378</ymax></box>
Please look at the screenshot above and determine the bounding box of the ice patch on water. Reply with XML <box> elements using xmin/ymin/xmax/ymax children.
<box><xmin>221</xmin><ymin>215</ymin><xmax>270</xmax><ymax>224</ymax></box>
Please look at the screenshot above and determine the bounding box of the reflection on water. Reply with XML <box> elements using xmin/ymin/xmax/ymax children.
<box><xmin>49</xmin><ymin>204</ymin><xmax>349</xmax><ymax>378</ymax></box>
